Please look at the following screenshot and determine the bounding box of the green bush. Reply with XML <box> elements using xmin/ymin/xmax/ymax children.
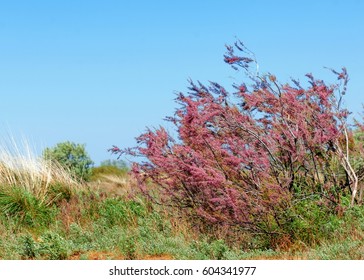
<box><xmin>21</xmin><ymin>235</ymin><xmax>37</xmax><ymax>259</ymax></box>
<box><xmin>43</xmin><ymin>141</ymin><xmax>94</xmax><ymax>182</ymax></box>
<box><xmin>277</xmin><ymin>197</ymin><xmax>350</xmax><ymax>247</ymax></box>
<box><xmin>189</xmin><ymin>239</ymin><xmax>230</xmax><ymax>260</ymax></box>
<box><xmin>20</xmin><ymin>232</ymin><xmax>70</xmax><ymax>260</ymax></box>
<box><xmin>38</xmin><ymin>231</ymin><xmax>70</xmax><ymax>260</ymax></box>
<box><xmin>118</xmin><ymin>234</ymin><xmax>137</xmax><ymax>259</ymax></box>
<box><xmin>99</xmin><ymin>198</ymin><xmax>145</xmax><ymax>227</ymax></box>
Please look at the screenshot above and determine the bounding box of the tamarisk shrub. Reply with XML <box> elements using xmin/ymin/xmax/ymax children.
<box><xmin>111</xmin><ymin>41</ymin><xmax>361</xmax><ymax>236</ymax></box>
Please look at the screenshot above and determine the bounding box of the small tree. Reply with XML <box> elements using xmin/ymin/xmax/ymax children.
<box><xmin>43</xmin><ymin>141</ymin><xmax>94</xmax><ymax>182</ymax></box>
<box><xmin>110</xmin><ymin>41</ymin><xmax>362</xmax><ymax>235</ymax></box>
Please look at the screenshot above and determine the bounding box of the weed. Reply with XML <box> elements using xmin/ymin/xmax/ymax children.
<box><xmin>37</xmin><ymin>231</ymin><xmax>70</xmax><ymax>260</ymax></box>
<box><xmin>118</xmin><ymin>234</ymin><xmax>137</xmax><ymax>259</ymax></box>
<box><xmin>20</xmin><ymin>234</ymin><xmax>37</xmax><ymax>259</ymax></box>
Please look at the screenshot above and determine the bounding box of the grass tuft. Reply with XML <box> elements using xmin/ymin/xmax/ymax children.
<box><xmin>0</xmin><ymin>137</ymin><xmax>80</xmax><ymax>203</ymax></box>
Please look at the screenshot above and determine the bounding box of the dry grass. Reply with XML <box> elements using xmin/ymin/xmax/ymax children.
<box><xmin>88</xmin><ymin>174</ymin><xmax>136</xmax><ymax>196</ymax></box>
<box><xmin>0</xmin><ymin>136</ymin><xmax>79</xmax><ymax>203</ymax></box>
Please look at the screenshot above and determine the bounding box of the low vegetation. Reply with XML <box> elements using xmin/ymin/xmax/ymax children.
<box><xmin>1</xmin><ymin>140</ymin><xmax>364</xmax><ymax>260</ymax></box>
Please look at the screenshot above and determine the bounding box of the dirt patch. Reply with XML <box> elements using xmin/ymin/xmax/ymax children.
<box><xmin>68</xmin><ymin>251</ymin><xmax>125</xmax><ymax>260</ymax></box>
<box><xmin>68</xmin><ymin>251</ymin><xmax>174</xmax><ymax>260</ymax></box>
<box><xmin>142</xmin><ymin>254</ymin><xmax>174</xmax><ymax>260</ymax></box>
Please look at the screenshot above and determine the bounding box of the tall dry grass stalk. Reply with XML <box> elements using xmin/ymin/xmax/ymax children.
<box><xmin>0</xmin><ymin>136</ymin><xmax>79</xmax><ymax>203</ymax></box>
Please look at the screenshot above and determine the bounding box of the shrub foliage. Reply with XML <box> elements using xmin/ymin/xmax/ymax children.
<box><xmin>43</xmin><ymin>141</ymin><xmax>93</xmax><ymax>182</ymax></box>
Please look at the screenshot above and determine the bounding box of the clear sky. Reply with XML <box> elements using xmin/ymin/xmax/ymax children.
<box><xmin>0</xmin><ymin>0</ymin><xmax>363</xmax><ymax>165</ymax></box>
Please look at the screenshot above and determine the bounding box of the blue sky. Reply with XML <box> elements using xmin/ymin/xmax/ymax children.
<box><xmin>0</xmin><ymin>0</ymin><xmax>363</xmax><ymax>165</ymax></box>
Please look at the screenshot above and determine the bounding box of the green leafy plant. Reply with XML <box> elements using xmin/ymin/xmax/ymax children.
<box><xmin>38</xmin><ymin>231</ymin><xmax>70</xmax><ymax>260</ymax></box>
<box><xmin>43</xmin><ymin>141</ymin><xmax>94</xmax><ymax>182</ymax></box>
<box><xmin>21</xmin><ymin>235</ymin><xmax>37</xmax><ymax>259</ymax></box>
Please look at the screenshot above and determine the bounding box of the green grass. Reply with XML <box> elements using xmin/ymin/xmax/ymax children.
<box><xmin>2</xmin><ymin>181</ymin><xmax>364</xmax><ymax>260</ymax></box>
<box><xmin>0</xmin><ymin>186</ymin><xmax>56</xmax><ymax>229</ymax></box>
<box><xmin>0</xmin><ymin>182</ymin><xmax>251</xmax><ymax>260</ymax></box>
